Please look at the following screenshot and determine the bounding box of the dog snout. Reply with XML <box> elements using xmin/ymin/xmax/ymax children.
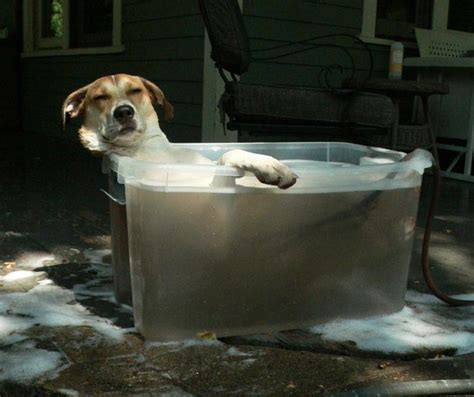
<box><xmin>113</xmin><ymin>105</ymin><xmax>135</xmax><ymax>123</ymax></box>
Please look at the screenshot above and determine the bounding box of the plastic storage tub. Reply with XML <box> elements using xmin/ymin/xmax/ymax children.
<box><xmin>104</xmin><ymin>142</ymin><xmax>432</xmax><ymax>341</ymax></box>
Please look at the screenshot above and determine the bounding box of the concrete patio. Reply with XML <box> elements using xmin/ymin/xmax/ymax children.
<box><xmin>0</xmin><ymin>133</ymin><xmax>473</xmax><ymax>396</ymax></box>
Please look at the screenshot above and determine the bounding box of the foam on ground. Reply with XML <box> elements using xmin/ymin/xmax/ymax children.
<box><xmin>224</xmin><ymin>346</ymin><xmax>253</xmax><ymax>357</ymax></box>
<box><xmin>0</xmin><ymin>341</ymin><xmax>65</xmax><ymax>382</ymax></box>
<box><xmin>309</xmin><ymin>290</ymin><xmax>474</xmax><ymax>355</ymax></box>
<box><xmin>83</xmin><ymin>248</ymin><xmax>112</xmax><ymax>264</ymax></box>
<box><xmin>145</xmin><ymin>338</ymin><xmax>223</xmax><ymax>352</ymax></box>
<box><xmin>0</xmin><ymin>252</ymin><xmax>128</xmax><ymax>383</ymax></box>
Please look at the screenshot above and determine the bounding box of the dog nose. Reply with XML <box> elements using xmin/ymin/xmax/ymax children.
<box><xmin>114</xmin><ymin>105</ymin><xmax>135</xmax><ymax>123</ymax></box>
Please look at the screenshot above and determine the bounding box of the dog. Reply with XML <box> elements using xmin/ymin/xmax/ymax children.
<box><xmin>62</xmin><ymin>74</ymin><xmax>298</xmax><ymax>189</ymax></box>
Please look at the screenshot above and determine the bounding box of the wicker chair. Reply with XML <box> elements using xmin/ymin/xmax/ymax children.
<box><xmin>199</xmin><ymin>0</ymin><xmax>395</xmax><ymax>141</ymax></box>
<box><xmin>343</xmin><ymin>78</ymin><xmax>449</xmax><ymax>163</ymax></box>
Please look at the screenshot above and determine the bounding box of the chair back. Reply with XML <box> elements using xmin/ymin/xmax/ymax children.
<box><xmin>199</xmin><ymin>0</ymin><xmax>251</xmax><ymax>75</ymax></box>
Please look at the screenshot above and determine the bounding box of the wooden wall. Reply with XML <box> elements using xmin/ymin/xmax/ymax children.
<box><xmin>241</xmin><ymin>0</ymin><xmax>390</xmax><ymax>87</ymax></box>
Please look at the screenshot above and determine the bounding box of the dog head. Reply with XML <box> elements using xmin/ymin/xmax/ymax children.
<box><xmin>63</xmin><ymin>74</ymin><xmax>173</xmax><ymax>153</ymax></box>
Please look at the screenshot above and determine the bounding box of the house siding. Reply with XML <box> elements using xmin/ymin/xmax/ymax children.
<box><xmin>241</xmin><ymin>0</ymin><xmax>390</xmax><ymax>88</ymax></box>
<box><xmin>21</xmin><ymin>0</ymin><xmax>205</xmax><ymax>143</ymax></box>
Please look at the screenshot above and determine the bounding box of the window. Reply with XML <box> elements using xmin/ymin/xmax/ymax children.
<box><xmin>447</xmin><ymin>0</ymin><xmax>474</xmax><ymax>33</ymax></box>
<box><xmin>70</xmin><ymin>1</ymin><xmax>114</xmax><ymax>48</ymax></box>
<box><xmin>22</xmin><ymin>0</ymin><xmax>123</xmax><ymax>57</ymax></box>
<box><xmin>38</xmin><ymin>0</ymin><xmax>64</xmax><ymax>48</ymax></box>
<box><xmin>375</xmin><ymin>0</ymin><xmax>432</xmax><ymax>41</ymax></box>
<box><xmin>361</xmin><ymin>0</ymin><xmax>452</xmax><ymax>46</ymax></box>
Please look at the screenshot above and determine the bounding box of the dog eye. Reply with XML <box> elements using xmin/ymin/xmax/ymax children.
<box><xmin>129</xmin><ymin>88</ymin><xmax>142</xmax><ymax>94</ymax></box>
<box><xmin>93</xmin><ymin>94</ymin><xmax>110</xmax><ymax>101</ymax></box>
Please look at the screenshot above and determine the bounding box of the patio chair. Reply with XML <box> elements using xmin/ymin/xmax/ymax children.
<box><xmin>342</xmin><ymin>78</ymin><xmax>449</xmax><ymax>164</ymax></box>
<box><xmin>198</xmin><ymin>0</ymin><xmax>395</xmax><ymax>141</ymax></box>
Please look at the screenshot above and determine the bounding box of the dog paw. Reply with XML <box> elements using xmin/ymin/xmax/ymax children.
<box><xmin>253</xmin><ymin>158</ymin><xmax>298</xmax><ymax>189</ymax></box>
<box><xmin>218</xmin><ymin>150</ymin><xmax>298</xmax><ymax>189</ymax></box>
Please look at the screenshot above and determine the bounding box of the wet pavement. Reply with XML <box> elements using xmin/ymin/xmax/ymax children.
<box><xmin>0</xmin><ymin>133</ymin><xmax>473</xmax><ymax>396</ymax></box>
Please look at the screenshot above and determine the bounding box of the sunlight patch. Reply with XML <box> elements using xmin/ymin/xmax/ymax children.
<box><xmin>15</xmin><ymin>253</ymin><xmax>56</xmax><ymax>269</ymax></box>
<box><xmin>1</xmin><ymin>270</ymin><xmax>38</xmax><ymax>282</ymax></box>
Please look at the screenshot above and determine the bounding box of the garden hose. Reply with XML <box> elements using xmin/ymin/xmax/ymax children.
<box><xmin>422</xmin><ymin>163</ymin><xmax>474</xmax><ymax>306</ymax></box>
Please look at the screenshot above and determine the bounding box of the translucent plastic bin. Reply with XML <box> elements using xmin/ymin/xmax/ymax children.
<box><xmin>104</xmin><ymin>142</ymin><xmax>432</xmax><ymax>341</ymax></box>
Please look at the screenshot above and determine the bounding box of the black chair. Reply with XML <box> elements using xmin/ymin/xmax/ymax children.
<box><xmin>199</xmin><ymin>0</ymin><xmax>395</xmax><ymax>142</ymax></box>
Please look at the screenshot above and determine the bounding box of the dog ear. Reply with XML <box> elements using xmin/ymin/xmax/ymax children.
<box><xmin>62</xmin><ymin>84</ymin><xmax>90</xmax><ymax>129</ymax></box>
<box><xmin>140</xmin><ymin>77</ymin><xmax>174</xmax><ymax>121</ymax></box>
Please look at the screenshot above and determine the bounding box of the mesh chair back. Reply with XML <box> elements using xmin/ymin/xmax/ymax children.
<box><xmin>199</xmin><ymin>0</ymin><xmax>251</xmax><ymax>75</ymax></box>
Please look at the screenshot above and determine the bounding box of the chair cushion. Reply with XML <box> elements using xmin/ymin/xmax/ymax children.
<box><xmin>222</xmin><ymin>82</ymin><xmax>394</xmax><ymax>128</ymax></box>
<box><xmin>343</xmin><ymin>78</ymin><xmax>450</xmax><ymax>96</ymax></box>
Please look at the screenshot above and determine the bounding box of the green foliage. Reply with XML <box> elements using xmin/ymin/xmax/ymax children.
<box><xmin>50</xmin><ymin>0</ymin><xmax>63</xmax><ymax>38</ymax></box>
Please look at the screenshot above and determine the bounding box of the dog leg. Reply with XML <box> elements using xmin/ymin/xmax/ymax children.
<box><xmin>218</xmin><ymin>149</ymin><xmax>298</xmax><ymax>189</ymax></box>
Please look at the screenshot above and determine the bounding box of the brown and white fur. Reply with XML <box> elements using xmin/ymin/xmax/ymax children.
<box><xmin>63</xmin><ymin>74</ymin><xmax>298</xmax><ymax>188</ymax></box>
